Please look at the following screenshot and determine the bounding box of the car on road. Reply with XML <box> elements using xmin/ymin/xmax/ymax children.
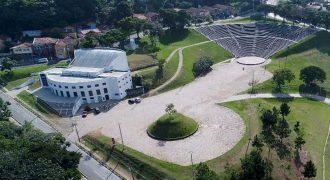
<box><xmin>82</xmin><ymin>111</ymin><xmax>88</xmax><ymax>118</ymax></box>
<box><xmin>34</xmin><ymin>58</ymin><xmax>48</xmax><ymax>64</ymax></box>
<box><xmin>134</xmin><ymin>97</ymin><xmax>141</xmax><ymax>103</ymax></box>
<box><xmin>94</xmin><ymin>107</ymin><xmax>100</xmax><ymax>114</ymax></box>
<box><xmin>128</xmin><ymin>99</ymin><xmax>135</xmax><ymax>104</ymax></box>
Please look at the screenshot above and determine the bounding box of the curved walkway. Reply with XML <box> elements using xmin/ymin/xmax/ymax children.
<box><xmin>221</xmin><ymin>93</ymin><xmax>330</xmax><ymax>180</ymax></box>
<box><xmin>148</xmin><ymin>41</ymin><xmax>211</xmax><ymax>95</ymax></box>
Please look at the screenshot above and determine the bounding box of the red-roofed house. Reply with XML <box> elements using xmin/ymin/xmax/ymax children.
<box><xmin>10</xmin><ymin>43</ymin><xmax>33</xmax><ymax>60</ymax></box>
<box><xmin>32</xmin><ymin>37</ymin><xmax>58</xmax><ymax>60</ymax></box>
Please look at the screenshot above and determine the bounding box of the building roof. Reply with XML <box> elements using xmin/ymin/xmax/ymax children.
<box><xmin>11</xmin><ymin>43</ymin><xmax>32</xmax><ymax>49</ymax></box>
<box><xmin>145</xmin><ymin>12</ymin><xmax>159</xmax><ymax>18</ymax></box>
<box><xmin>33</xmin><ymin>37</ymin><xmax>58</xmax><ymax>44</ymax></box>
<box><xmin>80</xmin><ymin>28</ymin><xmax>101</xmax><ymax>35</ymax></box>
<box><xmin>72</xmin><ymin>48</ymin><xmax>127</xmax><ymax>69</ymax></box>
<box><xmin>133</xmin><ymin>13</ymin><xmax>148</xmax><ymax>20</ymax></box>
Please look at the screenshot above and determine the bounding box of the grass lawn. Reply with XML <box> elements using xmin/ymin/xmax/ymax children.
<box><xmin>253</xmin><ymin>31</ymin><xmax>330</xmax><ymax>96</ymax></box>
<box><xmin>0</xmin><ymin>60</ymin><xmax>69</xmax><ymax>90</ymax></box>
<box><xmin>127</xmin><ymin>54</ymin><xmax>157</xmax><ymax>71</ymax></box>
<box><xmin>160</xmin><ymin>41</ymin><xmax>233</xmax><ymax>92</ymax></box>
<box><xmin>147</xmin><ymin>113</ymin><xmax>198</xmax><ymax>140</ymax></box>
<box><xmin>16</xmin><ymin>90</ymin><xmax>58</xmax><ymax>118</ymax></box>
<box><xmin>220</xmin><ymin>98</ymin><xmax>330</xmax><ymax>180</ymax></box>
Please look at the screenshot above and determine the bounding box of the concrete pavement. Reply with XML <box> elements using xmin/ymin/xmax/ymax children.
<box><xmin>0</xmin><ymin>90</ymin><xmax>121</xmax><ymax>180</ymax></box>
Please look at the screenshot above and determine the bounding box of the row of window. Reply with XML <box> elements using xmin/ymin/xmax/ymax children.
<box><xmin>54</xmin><ymin>88</ymin><xmax>108</xmax><ymax>98</ymax></box>
<box><xmin>50</xmin><ymin>82</ymin><xmax>107</xmax><ymax>89</ymax></box>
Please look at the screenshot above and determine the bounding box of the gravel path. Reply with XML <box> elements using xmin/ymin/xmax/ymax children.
<box><xmin>70</xmin><ymin>62</ymin><xmax>272</xmax><ymax>165</ymax></box>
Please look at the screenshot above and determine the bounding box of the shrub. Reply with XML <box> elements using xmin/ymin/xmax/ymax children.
<box><xmin>192</xmin><ymin>56</ymin><xmax>214</xmax><ymax>77</ymax></box>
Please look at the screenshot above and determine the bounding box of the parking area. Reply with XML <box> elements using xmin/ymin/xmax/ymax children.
<box><xmin>69</xmin><ymin>61</ymin><xmax>272</xmax><ymax>165</ymax></box>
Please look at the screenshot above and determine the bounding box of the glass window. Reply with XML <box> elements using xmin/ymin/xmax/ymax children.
<box><xmin>90</xmin><ymin>97</ymin><xmax>94</xmax><ymax>100</ymax></box>
<box><xmin>72</xmin><ymin>86</ymin><xmax>76</xmax><ymax>89</ymax></box>
<box><xmin>102</xmin><ymin>83</ymin><xmax>106</xmax><ymax>86</ymax></box>
<box><xmin>88</xmin><ymin>90</ymin><xmax>93</xmax><ymax>96</ymax></box>
<box><xmin>81</xmin><ymin>91</ymin><xmax>85</xmax><ymax>97</ymax></box>
<box><xmin>79</xmin><ymin>86</ymin><xmax>83</xmax><ymax>89</ymax></box>
<box><xmin>73</xmin><ymin>92</ymin><xmax>78</xmax><ymax>97</ymax></box>
<box><xmin>65</xmin><ymin>86</ymin><xmax>68</xmax><ymax>89</ymax></box>
<box><xmin>96</xmin><ymin>89</ymin><xmax>101</xmax><ymax>95</ymax></box>
<box><xmin>104</xmin><ymin>88</ymin><xmax>108</xmax><ymax>93</ymax></box>
<box><xmin>82</xmin><ymin>98</ymin><xmax>87</xmax><ymax>100</ymax></box>
<box><xmin>59</xmin><ymin>85</ymin><xmax>62</xmax><ymax>88</ymax></box>
<box><xmin>60</xmin><ymin>91</ymin><xmax>64</xmax><ymax>96</ymax></box>
<box><xmin>95</xmin><ymin>84</ymin><xmax>99</xmax><ymax>87</ymax></box>
<box><xmin>87</xmin><ymin>85</ymin><xmax>91</xmax><ymax>88</ymax></box>
<box><xmin>66</xmin><ymin>91</ymin><xmax>70</xmax><ymax>97</ymax></box>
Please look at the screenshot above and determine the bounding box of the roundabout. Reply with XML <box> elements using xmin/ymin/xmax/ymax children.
<box><xmin>235</xmin><ymin>56</ymin><xmax>266</xmax><ymax>65</ymax></box>
<box><xmin>147</xmin><ymin>113</ymin><xmax>199</xmax><ymax>141</ymax></box>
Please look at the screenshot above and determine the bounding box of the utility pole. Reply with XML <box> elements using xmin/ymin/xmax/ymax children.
<box><xmin>73</xmin><ymin>122</ymin><xmax>81</xmax><ymax>142</ymax></box>
<box><xmin>190</xmin><ymin>152</ymin><xmax>194</xmax><ymax>180</ymax></box>
<box><xmin>118</xmin><ymin>123</ymin><xmax>124</xmax><ymax>149</ymax></box>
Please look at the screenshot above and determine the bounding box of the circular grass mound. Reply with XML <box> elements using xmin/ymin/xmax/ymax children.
<box><xmin>147</xmin><ymin>113</ymin><xmax>199</xmax><ymax>141</ymax></box>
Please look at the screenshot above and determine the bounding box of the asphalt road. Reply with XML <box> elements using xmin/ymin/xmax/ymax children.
<box><xmin>0</xmin><ymin>90</ymin><xmax>121</xmax><ymax>180</ymax></box>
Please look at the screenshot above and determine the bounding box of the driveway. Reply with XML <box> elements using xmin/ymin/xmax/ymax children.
<box><xmin>70</xmin><ymin>61</ymin><xmax>272</xmax><ymax>165</ymax></box>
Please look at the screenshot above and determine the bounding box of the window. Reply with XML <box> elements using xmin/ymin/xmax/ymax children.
<box><xmin>87</xmin><ymin>85</ymin><xmax>91</xmax><ymax>88</ymax></box>
<box><xmin>65</xmin><ymin>86</ymin><xmax>68</xmax><ymax>89</ymax></box>
<box><xmin>90</xmin><ymin>97</ymin><xmax>94</xmax><ymax>100</ymax></box>
<box><xmin>72</xmin><ymin>86</ymin><xmax>76</xmax><ymax>89</ymax></box>
<box><xmin>96</xmin><ymin>89</ymin><xmax>101</xmax><ymax>95</ymax></box>
<box><xmin>60</xmin><ymin>91</ymin><xmax>64</xmax><ymax>96</ymax></box>
<box><xmin>59</xmin><ymin>85</ymin><xmax>62</xmax><ymax>88</ymax></box>
<box><xmin>115</xmin><ymin>93</ymin><xmax>119</xmax><ymax>96</ymax></box>
<box><xmin>79</xmin><ymin>86</ymin><xmax>83</xmax><ymax>89</ymax></box>
<box><xmin>73</xmin><ymin>92</ymin><xmax>78</xmax><ymax>97</ymax></box>
<box><xmin>88</xmin><ymin>91</ymin><xmax>93</xmax><ymax>96</ymax></box>
<box><xmin>54</xmin><ymin>84</ymin><xmax>56</xmax><ymax>87</ymax></box>
<box><xmin>118</xmin><ymin>81</ymin><xmax>120</xmax><ymax>83</ymax></box>
<box><xmin>102</xmin><ymin>83</ymin><xmax>106</xmax><ymax>86</ymax></box>
<box><xmin>81</xmin><ymin>91</ymin><xmax>85</xmax><ymax>97</ymax></box>
<box><xmin>82</xmin><ymin>98</ymin><xmax>87</xmax><ymax>101</ymax></box>
<box><xmin>95</xmin><ymin>84</ymin><xmax>99</xmax><ymax>87</ymax></box>
<box><xmin>66</xmin><ymin>91</ymin><xmax>70</xmax><ymax>97</ymax></box>
<box><xmin>104</xmin><ymin>88</ymin><xmax>108</xmax><ymax>93</ymax></box>
<box><xmin>55</xmin><ymin>90</ymin><xmax>58</xmax><ymax>96</ymax></box>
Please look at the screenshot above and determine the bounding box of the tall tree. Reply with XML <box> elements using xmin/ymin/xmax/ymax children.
<box><xmin>1</xmin><ymin>57</ymin><xmax>16</xmax><ymax>72</ymax></box>
<box><xmin>303</xmin><ymin>160</ymin><xmax>317</xmax><ymax>179</ymax></box>
<box><xmin>272</xmin><ymin>69</ymin><xmax>295</xmax><ymax>92</ymax></box>
<box><xmin>275</xmin><ymin>118</ymin><xmax>291</xmax><ymax>143</ymax></box>
<box><xmin>300</xmin><ymin>66</ymin><xmax>326</xmax><ymax>87</ymax></box>
<box><xmin>280</xmin><ymin>102</ymin><xmax>290</xmax><ymax>120</ymax></box>
<box><xmin>195</xmin><ymin>163</ymin><xmax>219</xmax><ymax>180</ymax></box>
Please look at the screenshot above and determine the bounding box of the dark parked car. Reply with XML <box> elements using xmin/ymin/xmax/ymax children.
<box><xmin>82</xmin><ymin>111</ymin><xmax>88</xmax><ymax>118</ymax></box>
<box><xmin>94</xmin><ymin>107</ymin><xmax>100</xmax><ymax>114</ymax></box>
<box><xmin>128</xmin><ymin>99</ymin><xmax>135</xmax><ymax>104</ymax></box>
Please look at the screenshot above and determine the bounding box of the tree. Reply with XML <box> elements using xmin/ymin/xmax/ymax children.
<box><xmin>0</xmin><ymin>98</ymin><xmax>11</xmax><ymax>121</ymax></box>
<box><xmin>252</xmin><ymin>134</ymin><xmax>264</xmax><ymax>151</ymax></box>
<box><xmin>280</xmin><ymin>102</ymin><xmax>290</xmax><ymax>120</ymax></box>
<box><xmin>114</xmin><ymin>0</ymin><xmax>133</xmax><ymax>21</ymax></box>
<box><xmin>153</xmin><ymin>63</ymin><xmax>164</xmax><ymax>84</ymax></box>
<box><xmin>275</xmin><ymin>118</ymin><xmax>291</xmax><ymax>143</ymax></box>
<box><xmin>195</xmin><ymin>163</ymin><xmax>219</xmax><ymax>180</ymax></box>
<box><xmin>260</xmin><ymin>107</ymin><xmax>279</xmax><ymax>129</ymax></box>
<box><xmin>160</xmin><ymin>9</ymin><xmax>190</xmax><ymax>29</ymax></box>
<box><xmin>165</xmin><ymin>103</ymin><xmax>177</xmax><ymax>115</ymax></box>
<box><xmin>303</xmin><ymin>160</ymin><xmax>317</xmax><ymax>179</ymax></box>
<box><xmin>192</xmin><ymin>56</ymin><xmax>214</xmax><ymax>77</ymax></box>
<box><xmin>239</xmin><ymin>150</ymin><xmax>273</xmax><ymax>180</ymax></box>
<box><xmin>1</xmin><ymin>58</ymin><xmax>16</xmax><ymax>72</ymax></box>
<box><xmin>99</xmin><ymin>29</ymin><xmax>127</xmax><ymax>47</ymax></box>
<box><xmin>294</xmin><ymin>121</ymin><xmax>301</xmax><ymax>134</ymax></box>
<box><xmin>272</xmin><ymin>69</ymin><xmax>295</xmax><ymax>92</ymax></box>
<box><xmin>294</xmin><ymin>134</ymin><xmax>306</xmax><ymax>150</ymax></box>
<box><xmin>300</xmin><ymin>66</ymin><xmax>326</xmax><ymax>86</ymax></box>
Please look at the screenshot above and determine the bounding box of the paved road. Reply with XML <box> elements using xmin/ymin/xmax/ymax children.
<box><xmin>0</xmin><ymin>90</ymin><xmax>121</xmax><ymax>180</ymax></box>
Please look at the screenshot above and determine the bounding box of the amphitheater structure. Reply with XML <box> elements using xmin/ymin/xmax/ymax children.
<box><xmin>195</xmin><ymin>23</ymin><xmax>316</xmax><ymax>65</ymax></box>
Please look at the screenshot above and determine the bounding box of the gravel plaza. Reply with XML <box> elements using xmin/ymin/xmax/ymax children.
<box><xmin>69</xmin><ymin>61</ymin><xmax>272</xmax><ymax>165</ymax></box>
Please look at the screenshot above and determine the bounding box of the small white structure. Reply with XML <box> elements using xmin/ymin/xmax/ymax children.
<box><xmin>10</xmin><ymin>43</ymin><xmax>33</xmax><ymax>54</ymax></box>
<box><xmin>22</xmin><ymin>30</ymin><xmax>42</xmax><ymax>37</ymax></box>
<box><xmin>39</xmin><ymin>48</ymin><xmax>133</xmax><ymax>106</ymax></box>
<box><xmin>124</xmin><ymin>38</ymin><xmax>139</xmax><ymax>51</ymax></box>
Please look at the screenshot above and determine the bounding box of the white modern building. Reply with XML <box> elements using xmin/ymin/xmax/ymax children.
<box><xmin>39</xmin><ymin>48</ymin><xmax>133</xmax><ymax>108</ymax></box>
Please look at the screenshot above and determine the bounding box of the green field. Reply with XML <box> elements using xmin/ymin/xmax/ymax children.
<box><xmin>147</xmin><ymin>113</ymin><xmax>198</xmax><ymax>140</ymax></box>
<box><xmin>82</xmin><ymin>98</ymin><xmax>330</xmax><ymax>179</ymax></box>
<box><xmin>160</xmin><ymin>41</ymin><xmax>233</xmax><ymax>92</ymax></box>
<box><xmin>0</xmin><ymin>60</ymin><xmax>69</xmax><ymax>90</ymax></box>
<box><xmin>16</xmin><ymin>90</ymin><xmax>58</xmax><ymax>118</ymax></box>
<box><xmin>127</xmin><ymin>54</ymin><xmax>157</xmax><ymax>71</ymax></box>
<box><xmin>221</xmin><ymin>98</ymin><xmax>330</xmax><ymax>180</ymax></box>
<box><xmin>253</xmin><ymin>31</ymin><xmax>330</xmax><ymax>96</ymax></box>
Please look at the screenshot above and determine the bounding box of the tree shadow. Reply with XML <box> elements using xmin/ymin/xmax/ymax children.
<box><xmin>299</xmin><ymin>84</ymin><xmax>326</xmax><ymax>97</ymax></box>
<box><xmin>158</xmin><ymin>29</ymin><xmax>190</xmax><ymax>45</ymax></box>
